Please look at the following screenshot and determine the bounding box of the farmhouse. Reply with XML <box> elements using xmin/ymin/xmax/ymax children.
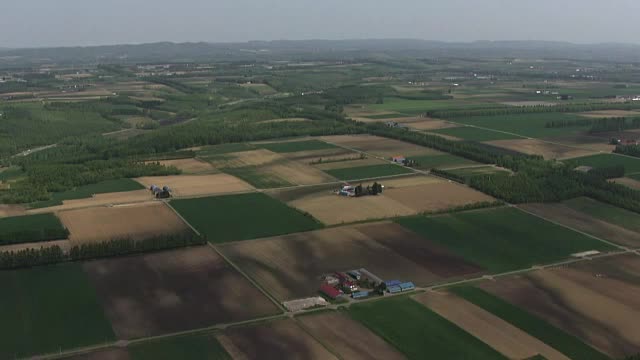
<box><xmin>319</xmin><ymin>283</ymin><xmax>342</xmax><ymax>299</ymax></box>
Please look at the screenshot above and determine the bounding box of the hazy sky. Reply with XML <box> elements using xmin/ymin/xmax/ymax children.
<box><xmin>2</xmin><ymin>0</ymin><xmax>639</xmax><ymax>48</ymax></box>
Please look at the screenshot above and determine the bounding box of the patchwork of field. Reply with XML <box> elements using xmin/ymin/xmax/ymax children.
<box><xmin>297</xmin><ymin>312</ymin><xmax>405</xmax><ymax>360</ymax></box>
<box><xmin>397</xmin><ymin>207</ymin><xmax>615</xmax><ymax>273</ymax></box>
<box><xmin>217</xmin><ymin>319</ymin><xmax>336</xmax><ymax>359</ymax></box>
<box><xmin>484</xmin><ymin>139</ymin><xmax>597</xmax><ymax>160</ymax></box>
<box><xmin>219</xmin><ymin>222</ymin><xmax>483</xmax><ymax>301</ymax></box>
<box><xmin>432</xmin><ymin>126</ymin><xmax>521</xmax><ymax>142</ymax></box>
<box><xmin>324</xmin><ymin>163</ymin><xmax>415</xmax><ymax>180</ymax></box>
<box><xmin>279</xmin><ymin>175</ymin><xmax>493</xmax><ymax>225</ymax></box>
<box><xmin>27</xmin><ymin>189</ymin><xmax>153</xmax><ymax>214</ymax></box>
<box><xmin>83</xmin><ymin>246</ymin><xmax>280</xmax><ymax>339</ymax></box>
<box><xmin>414</xmin><ymin>291</ymin><xmax>570</xmax><ymax>360</ymax></box>
<box><xmin>320</xmin><ymin>134</ymin><xmax>440</xmax><ymax>157</ymax></box>
<box><xmin>477</xmin><ymin>255</ymin><xmax>640</xmax><ymax>358</ymax></box>
<box><xmin>57</xmin><ymin>202</ymin><xmax>188</xmax><ymax>244</ymax></box>
<box><xmin>0</xmin><ymin>212</ymin><xmax>68</xmax><ymax>245</ymax></box>
<box><xmin>564</xmin><ymin>197</ymin><xmax>640</xmax><ymax>234</ymax></box>
<box><xmin>152</xmin><ymin>158</ymin><xmax>216</xmax><ymax>174</ymax></box>
<box><xmin>256</xmin><ymin>139</ymin><xmax>338</xmax><ymax>153</ymax></box>
<box><xmin>578</xmin><ymin>110</ymin><xmax>640</xmax><ymax>118</ymax></box>
<box><xmin>280</xmin><ymin>147</ymin><xmax>356</xmax><ymax>163</ymax></box>
<box><xmin>135</xmin><ymin>174</ymin><xmax>254</xmax><ymax>197</ymax></box>
<box><xmin>449</xmin><ymin>113</ymin><xmax>594</xmax><ymax>139</ymax></box>
<box><xmin>520</xmin><ymin>202</ymin><xmax>640</xmax><ymax>247</ymax></box>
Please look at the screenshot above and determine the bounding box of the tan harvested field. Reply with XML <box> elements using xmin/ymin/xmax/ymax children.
<box><xmin>414</xmin><ymin>291</ymin><xmax>570</xmax><ymax>360</ymax></box>
<box><xmin>150</xmin><ymin>158</ymin><xmax>217</xmax><ymax>174</ymax></box>
<box><xmin>83</xmin><ymin>246</ymin><xmax>280</xmax><ymax>339</ymax></box>
<box><xmin>402</xmin><ymin>119</ymin><xmax>458</xmax><ymax>131</ymax></box>
<box><xmin>0</xmin><ymin>204</ymin><xmax>26</xmax><ymax>218</ymax></box>
<box><xmin>321</xmin><ymin>134</ymin><xmax>439</xmax><ymax>157</ymax></box>
<box><xmin>58</xmin><ymin>202</ymin><xmax>188</xmax><ymax>244</ymax></box>
<box><xmin>313</xmin><ymin>157</ymin><xmax>388</xmax><ymax>171</ymax></box>
<box><xmin>135</xmin><ymin>174</ymin><xmax>254</xmax><ymax>197</ymax></box>
<box><xmin>217</xmin><ymin>319</ymin><xmax>337</xmax><ymax>360</ymax></box>
<box><xmin>280</xmin><ymin>148</ymin><xmax>354</xmax><ymax>162</ymax></box>
<box><xmin>297</xmin><ymin>312</ymin><xmax>406</xmax><ymax>360</ymax></box>
<box><xmin>219</xmin><ymin>222</ymin><xmax>483</xmax><ymax>301</ymax></box>
<box><xmin>286</xmin><ymin>175</ymin><xmax>493</xmax><ymax>225</ymax></box>
<box><xmin>480</xmin><ymin>256</ymin><xmax>640</xmax><ymax>358</ymax></box>
<box><xmin>520</xmin><ymin>203</ymin><xmax>640</xmax><ymax>247</ymax></box>
<box><xmin>27</xmin><ymin>190</ymin><xmax>153</xmax><ymax>214</ymax></box>
<box><xmin>484</xmin><ymin>139</ymin><xmax>597</xmax><ymax>160</ymax></box>
<box><xmin>544</xmin><ymin>135</ymin><xmax>616</xmax><ymax>152</ymax></box>
<box><xmin>0</xmin><ymin>239</ymin><xmax>71</xmax><ymax>254</ymax></box>
<box><xmin>610</xmin><ymin>177</ymin><xmax>640</xmax><ymax>191</ymax></box>
<box><xmin>578</xmin><ymin>110</ymin><xmax>640</xmax><ymax>118</ymax></box>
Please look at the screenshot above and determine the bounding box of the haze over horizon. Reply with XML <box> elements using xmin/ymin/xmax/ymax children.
<box><xmin>2</xmin><ymin>0</ymin><xmax>640</xmax><ymax>48</ymax></box>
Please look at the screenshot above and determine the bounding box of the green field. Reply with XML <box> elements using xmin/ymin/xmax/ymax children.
<box><xmin>629</xmin><ymin>173</ymin><xmax>640</xmax><ymax>181</ymax></box>
<box><xmin>129</xmin><ymin>334</ymin><xmax>230</xmax><ymax>360</ymax></box>
<box><xmin>0</xmin><ymin>213</ymin><xmax>69</xmax><ymax>245</ymax></box>
<box><xmin>370</xmin><ymin>97</ymin><xmax>491</xmax><ymax>114</ymax></box>
<box><xmin>452</xmin><ymin>113</ymin><xmax>592</xmax><ymax>139</ymax></box>
<box><xmin>349</xmin><ymin>297</ymin><xmax>506</xmax><ymax>360</ymax></box>
<box><xmin>222</xmin><ymin>166</ymin><xmax>293</xmax><ymax>188</ymax></box>
<box><xmin>396</xmin><ymin>207</ymin><xmax>614</xmax><ymax>273</ymax></box>
<box><xmin>257</xmin><ymin>139</ymin><xmax>337</xmax><ymax>153</ymax></box>
<box><xmin>196</xmin><ymin>143</ymin><xmax>256</xmax><ymax>158</ymax></box>
<box><xmin>431</xmin><ymin>126</ymin><xmax>522</xmax><ymax>141</ymax></box>
<box><xmin>30</xmin><ymin>178</ymin><xmax>145</xmax><ymax>208</ymax></box>
<box><xmin>0</xmin><ymin>264</ymin><xmax>115</xmax><ymax>358</ymax></box>
<box><xmin>565</xmin><ymin>196</ymin><xmax>640</xmax><ymax>233</ymax></box>
<box><xmin>410</xmin><ymin>154</ymin><xmax>479</xmax><ymax>170</ymax></box>
<box><xmin>325</xmin><ymin>164</ymin><xmax>413</xmax><ymax>180</ymax></box>
<box><xmin>566</xmin><ymin>153</ymin><xmax>640</xmax><ymax>175</ymax></box>
<box><xmin>171</xmin><ymin>193</ymin><xmax>322</xmax><ymax>243</ymax></box>
<box><xmin>450</xmin><ymin>286</ymin><xmax>609</xmax><ymax>360</ymax></box>
<box><xmin>447</xmin><ymin>165</ymin><xmax>511</xmax><ymax>178</ymax></box>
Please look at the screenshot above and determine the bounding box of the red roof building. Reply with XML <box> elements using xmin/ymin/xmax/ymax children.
<box><xmin>320</xmin><ymin>283</ymin><xmax>342</xmax><ymax>299</ymax></box>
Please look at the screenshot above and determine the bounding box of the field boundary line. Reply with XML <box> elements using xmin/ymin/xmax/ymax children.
<box><xmin>164</xmin><ymin>201</ymin><xmax>201</xmax><ymax>236</ymax></box>
<box><xmin>293</xmin><ymin>317</ymin><xmax>345</xmax><ymax>360</ymax></box>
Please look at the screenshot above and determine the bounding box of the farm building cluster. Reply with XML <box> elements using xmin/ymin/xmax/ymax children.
<box><xmin>149</xmin><ymin>184</ymin><xmax>172</xmax><ymax>198</ymax></box>
<box><xmin>319</xmin><ymin>268</ymin><xmax>415</xmax><ymax>301</ymax></box>
<box><xmin>335</xmin><ymin>182</ymin><xmax>384</xmax><ymax>197</ymax></box>
<box><xmin>391</xmin><ymin>155</ymin><xmax>416</xmax><ymax>167</ymax></box>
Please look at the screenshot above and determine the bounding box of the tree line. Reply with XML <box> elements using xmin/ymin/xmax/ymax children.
<box><xmin>429</xmin><ymin>102</ymin><xmax>640</xmax><ymax>119</ymax></box>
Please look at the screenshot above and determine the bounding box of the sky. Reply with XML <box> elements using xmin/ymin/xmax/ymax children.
<box><xmin>2</xmin><ymin>0</ymin><xmax>640</xmax><ymax>48</ymax></box>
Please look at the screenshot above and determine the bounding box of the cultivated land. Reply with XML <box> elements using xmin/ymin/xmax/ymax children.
<box><xmin>217</xmin><ymin>319</ymin><xmax>337</xmax><ymax>360</ymax></box>
<box><xmin>450</xmin><ymin>113</ymin><xmax>595</xmax><ymax>139</ymax></box>
<box><xmin>520</xmin><ymin>202</ymin><xmax>640</xmax><ymax>247</ymax></box>
<box><xmin>27</xmin><ymin>189</ymin><xmax>153</xmax><ymax>214</ymax></box>
<box><xmin>410</xmin><ymin>153</ymin><xmax>479</xmax><ymax>170</ymax></box>
<box><xmin>0</xmin><ymin>264</ymin><xmax>115</xmax><ymax>359</ymax></box>
<box><xmin>477</xmin><ymin>256</ymin><xmax>640</xmax><ymax>358</ymax></box>
<box><xmin>57</xmin><ymin>202</ymin><xmax>188</xmax><ymax>243</ymax></box>
<box><xmin>321</xmin><ymin>134</ymin><xmax>441</xmax><ymax>157</ymax></box>
<box><xmin>152</xmin><ymin>158</ymin><xmax>216</xmax><ymax>174</ymax></box>
<box><xmin>432</xmin><ymin>126</ymin><xmax>522</xmax><ymax>142</ymax></box>
<box><xmin>135</xmin><ymin>173</ymin><xmax>254</xmax><ymax>197</ymax></box>
<box><xmin>30</xmin><ymin>178</ymin><xmax>146</xmax><ymax>209</ymax></box>
<box><xmin>171</xmin><ymin>193</ymin><xmax>322</xmax><ymax>243</ymax></box>
<box><xmin>397</xmin><ymin>207</ymin><xmax>615</xmax><ymax>273</ymax></box>
<box><xmin>414</xmin><ymin>291</ymin><xmax>570</xmax><ymax>360</ymax></box>
<box><xmin>325</xmin><ymin>163</ymin><xmax>414</xmax><ymax>180</ymax></box>
<box><xmin>83</xmin><ymin>246</ymin><xmax>280</xmax><ymax>339</ymax></box>
<box><xmin>297</xmin><ymin>312</ymin><xmax>406</xmax><ymax>360</ymax></box>
<box><xmin>280</xmin><ymin>175</ymin><xmax>494</xmax><ymax>225</ymax></box>
<box><xmin>566</xmin><ymin>153</ymin><xmax>640</xmax><ymax>175</ymax></box>
<box><xmin>349</xmin><ymin>296</ymin><xmax>507</xmax><ymax>360</ymax></box>
<box><xmin>484</xmin><ymin>138</ymin><xmax>598</xmax><ymax>160</ymax></box>
<box><xmin>0</xmin><ymin>212</ymin><xmax>68</xmax><ymax>245</ymax></box>
<box><xmin>446</xmin><ymin>165</ymin><xmax>511</xmax><ymax>178</ymax></box>
<box><xmin>312</xmin><ymin>157</ymin><xmax>388</xmax><ymax>170</ymax></box>
<box><xmin>257</xmin><ymin>139</ymin><xmax>338</xmax><ymax>153</ymax></box>
<box><xmin>219</xmin><ymin>222</ymin><xmax>482</xmax><ymax>301</ymax></box>
<box><xmin>564</xmin><ymin>197</ymin><xmax>640</xmax><ymax>233</ymax></box>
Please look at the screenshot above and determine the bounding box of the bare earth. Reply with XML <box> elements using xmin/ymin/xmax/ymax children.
<box><xmin>320</xmin><ymin>134</ymin><xmax>440</xmax><ymax>157</ymax></box>
<box><xmin>480</xmin><ymin>258</ymin><xmax>640</xmax><ymax>358</ymax></box>
<box><xmin>519</xmin><ymin>203</ymin><xmax>640</xmax><ymax>248</ymax></box>
<box><xmin>57</xmin><ymin>202</ymin><xmax>188</xmax><ymax>244</ymax></box>
<box><xmin>414</xmin><ymin>291</ymin><xmax>570</xmax><ymax>360</ymax></box>
<box><xmin>297</xmin><ymin>312</ymin><xmax>406</xmax><ymax>360</ymax></box>
<box><xmin>135</xmin><ymin>174</ymin><xmax>254</xmax><ymax>197</ymax></box>
<box><xmin>151</xmin><ymin>158</ymin><xmax>216</xmax><ymax>174</ymax></box>
<box><xmin>402</xmin><ymin>119</ymin><xmax>458</xmax><ymax>131</ymax></box>
<box><xmin>83</xmin><ymin>246</ymin><xmax>280</xmax><ymax>339</ymax></box>
<box><xmin>485</xmin><ymin>139</ymin><xmax>598</xmax><ymax>160</ymax></box>
<box><xmin>547</xmin><ymin>135</ymin><xmax>617</xmax><ymax>152</ymax></box>
<box><xmin>0</xmin><ymin>204</ymin><xmax>26</xmax><ymax>218</ymax></box>
<box><xmin>27</xmin><ymin>190</ymin><xmax>153</xmax><ymax>214</ymax></box>
<box><xmin>610</xmin><ymin>177</ymin><xmax>640</xmax><ymax>191</ymax></box>
<box><xmin>219</xmin><ymin>222</ymin><xmax>482</xmax><ymax>301</ymax></box>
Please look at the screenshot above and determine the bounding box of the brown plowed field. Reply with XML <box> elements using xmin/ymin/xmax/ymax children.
<box><xmin>480</xmin><ymin>256</ymin><xmax>640</xmax><ymax>358</ymax></box>
<box><xmin>402</xmin><ymin>119</ymin><xmax>457</xmax><ymax>131</ymax></box>
<box><xmin>610</xmin><ymin>177</ymin><xmax>640</xmax><ymax>191</ymax></box>
<box><xmin>57</xmin><ymin>202</ymin><xmax>188</xmax><ymax>244</ymax></box>
<box><xmin>320</xmin><ymin>134</ymin><xmax>439</xmax><ymax>157</ymax></box>
<box><xmin>519</xmin><ymin>203</ymin><xmax>640</xmax><ymax>248</ymax></box>
<box><xmin>66</xmin><ymin>348</ymin><xmax>130</xmax><ymax>360</ymax></box>
<box><xmin>83</xmin><ymin>246</ymin><xmax>280</xmax><ymax>340</ymax></box>
<box><xmin>219</xmin><ymin>222</ymin><xmax>482</xmax><ymax>301</ymax></box>
<box><xmin>152</xmin><ymin>158</ymin><xmax>216</xmax><ymax>174</ymax></box>
<box><xmin>217</xmin><ymin>319</ymin><xmax>337</xmax><ymax>360</ymax></box>
<box><xmin>135</xmin><ymin>174</ymin><xmax>254</xmax><ymax>197</ymax></box>
<box><xmin>414</xmin><ymin>291</ymin><xmax>570</xmax><ymax>360</ymax></box>
<box><xmin>313</xmin><ymin>157</ymin><xmax>388</xmax><ymax>171</ymax></box>
<box><xmin>297</xmin><ymin>312</ymin><xmax>405</xmax><ymax>360</ymax></box>
<box><xmin>287</xmin><ymin>176</ymin><xmax>493</xmax><ymax>225</ymax></box>
<box><xmin>484</xmin><ymin>139</ymin><xmax>597</xmax><ymax>160</ymax></box>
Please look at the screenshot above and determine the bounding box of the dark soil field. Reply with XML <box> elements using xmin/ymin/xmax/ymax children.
<box><xmin>0</xmin><ymin>212</ymin><xmax>68</xmax><ymax>245</ymax></box>
<box><xmin>219</xmin><ymin>222</ymin><xmax>483</xmax><ymax>301</ymax></box>
<box><xmin>82</xmin><ymin>246</ymin><xmax>280</xmax><ymax>339</ymax></box>
<box><xmin>217</xmin><ymin>319</ymin><xmax>337</xmax><ymax>360</ymax></box>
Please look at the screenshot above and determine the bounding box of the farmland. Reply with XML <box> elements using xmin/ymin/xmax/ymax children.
<box><xmin>431</xmin><ymin>126</ymin><xmax>521</xmax><ymax>141</ymax></box>
<box><xmin>325</xmin><ymin>163</ymin><xmax>414</xmax><ymax>180</ymax></box>
<box><xmin>410</xmin><ymin>153</ymin><xmax>479</xmax><ymax>170</ymax></box>
<box><xmin>321</xmin><ymin>134</ymin><xmax>440</xmax><ymax>157</ymax></box>
<box><xmin>257</xmin><ymin>139</ymin><xmax>338</xmax><ymax>153</ymax></box>
<box><xmin>450</xmin><ymin>113</ymin><xmax>595</xmax><ymax>139</ymax></box>
<box><xmin>30</xmin><ymin>178</ymin><xmax>145</xmax><ymax>209</ymax></box>
<box><xmin>135</xmin><ymin>174</ymin><xmax>254</xmax><ymax>197</ymax></box>
<box><xmin>565</xmin><ymin>153</ymin><xmax>640</xmax><ymax>174</ymax></box>
<box><xmin>564</xmin><ymin>196</ymin><xmax>640</xmax><ymax>233</ymax></box>
<box><xmin>484</xmin><ymin>139</ymin><xmax>597</xmax><ymax>160</ymax></box>
<box><xmin>397</xmin><ymin>207</ymin><xmax>615</xmax><ymax>273</ymax></box>
<box><xmin>349</xmin><ymin>296</ymin><xmax>507</xmax><ymax>359</ymax></box>
<box><xmin>0</xmin><ymin>212</ymin><xmax>68</xmax><ymax>245</ymax></box>
<box><xmin>171</xmin><ymin>193</ymin><xmax>322</xmax><ymax>243</ymax></box>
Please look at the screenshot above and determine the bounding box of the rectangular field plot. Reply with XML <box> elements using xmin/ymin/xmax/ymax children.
<box><xmin>564</xmin><ymin>197</ymin><xmax>640</xmax><ymax>233</ymax></box>
<box><xmin>0</xmin><ymin>213</ymin><xmax>68</xmax><ymax>246</ymax></box>
<box><xmin>135</xmin><ymin>173</ymin><xmax>254</xmax><ymax>197</ymax></box>
<box><xmin>397</xmin><ymin>207</ymin><xmax>615</xmax><ymax>273</ymax></box>
<box><xmin>446</xmin><ymin>165</ymin><xmax>511</xmax><ymax>178</ymax></box>
<box><xmin>153</xmin><ymin>158</ymin><xmax>217</xmax><ymax>174</ymax></box>
<box><xmin>30</xmin><ymin>178</ymin><xmax>146</xmax><ymax>209</ymax></box>
<box><xmin>0</xmin><ymin>264</ymin><xmax>115</xmax><ymax>359</ymax></box>
<box><xmin>217</xmin><ymin>319</ymin><xmax>336</xmax><ymax>359</ymax></box>
<box><xmin>431</xmin><ymin>126</ymin><xmax>521</xmax><ymax>141</ymax></box>
<box><xmin>520</xmin><ymin>202</ymin><xmax>640</xmax><ymax>248</ymax></box>
<box><xmin>218</xmin><ymin>222</ymin><xmax>482</xmax><ymax>301</ymax></box>
<box><xmin>257</xmin><ymin>139</ymin><xmax>338</xmax><ymax>153</ymax></box>
<box><xmin>82</xmin><ymin>246</ymin><xmax>280</xmax><ymax>339</ymax></box>
<box><xmin>349</xmin><ymin>297</ymin><xmax>507</xmax><ymax>360</ymax></box>
<box><xmin>277</xmin><ymin>175</ymin><xmax>494</xmax><ymax>225</ymax></box>
<box><xmin>450</xmin><ymin>113</ymin><xmax>592</xmax><ymax>139</ymax></box>
<box><xmin>484</xmin><ymin>138</ymin><xmax>598</xmax><ymax>160</ymax></box>
<box><xmin>58</xmin><ymin>202</ymin><xmax>189</xmax><ymax>244</ymax></box>
<box><xmin>321</xmin><ymin>134</ymin><xmax>440</xmax><ymax>158</ymax></box>
<box><xmin>171</xmin><ymin>193</ymin><xmax>322</xmax><ymax>243</ymax></box>
<box><xmin>297</xmin><ymin>312</ymin><xmax>405</xmax><ymax>360</ymax></box>
<box><xmin>565</xmin><ymin>153</ymin><xmax>640</xmax><ymax>174</ymax></box>
<box><xmin>414</xmin><ymin>291</ymin><xmax>570</xmax><ymax>360</ymax></box>
<box><xmin>410</xmin><ymin>153</ymin><xmax>479</xmax><ymax>170</ymax></box>
<box><xmin>325</xmin><ymin>163</ymin><xmax>414</xmax><ymax>180</ymax></box>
